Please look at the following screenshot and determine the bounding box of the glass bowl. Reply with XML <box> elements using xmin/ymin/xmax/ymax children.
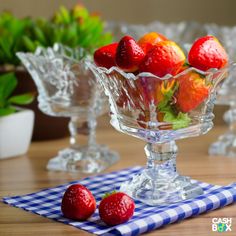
<box><xmin>90</xmin><ymin>62</ymin><xmax>232</xmax><ymax>205</ymax></box>
<box><xmin>17</xmin><ymin>44</ymin><xmax>119</xmax><ymax>173</ymax></box>
<box><xmin>205</xmin><ymin>24</ymin><xmax>236</xmax><ymax>157</ymax></box>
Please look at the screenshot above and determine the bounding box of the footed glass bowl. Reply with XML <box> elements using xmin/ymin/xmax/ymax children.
<box><xmin>90</xmin><ymin>63</ymin><xmax>232</xmax><ymax>205</ymax></box>
<box><xmin>17</xmin><ymin>44</ymin><xmax>119</xmax><ymax>173</ymax></box>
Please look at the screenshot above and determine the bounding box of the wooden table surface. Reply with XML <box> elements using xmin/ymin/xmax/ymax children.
<box><xmin>1</xmin><ymin>115</ymin><xmax>236</xmax><ymax>236</ymax></box>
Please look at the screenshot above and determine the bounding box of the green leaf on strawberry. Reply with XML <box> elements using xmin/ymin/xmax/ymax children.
<box><xmin>99</xmin><ymin>192</ymin><xmax>135</xmax><ymax>226</ymax></box>
<box><xmin>157</xmin><ymin>80</ymin><xmax>178</xmax><ymax>110</ymax></box>
<box><xmin>157</xmin><ymin>80</ymin><xmax>191</xmax><ymax>130</ymax></box>
<box><xmin>157</xmin><ymin>80</ymin><xmax>178</xmax><ymax>111</ymax></box>
<box><xmin>102</xmin><ymin>190</ymin><xmax>117</xmax><ymax>199</ymax></box>
<box><xmin>163</xmin><ymin>107</ymin><xmax>191</xmax><ymax>129</ymax></box>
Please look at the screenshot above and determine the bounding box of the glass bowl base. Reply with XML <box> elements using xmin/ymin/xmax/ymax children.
<box><xmin>47</xmin><ymin>145</ymin><xmax>119</xmax><ymax>173</ymax></box>
<box><xmin>120</xmin><ymin>169</ymin><xmax>203</xmax><ymax>206</ymax></box>
<box><xmin>209</xmin><ymin>132</ymin><xmax>236</xmax><ymax>157</ymax></box>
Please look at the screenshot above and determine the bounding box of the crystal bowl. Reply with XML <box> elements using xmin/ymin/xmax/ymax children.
<box><xmin>204</xmin><ymin>24</ymin><xmax>236</xmax><ymax>157</ymax></box>
<box><xmin>17</xmin><ymin>44</ymin><xmax>119</xmax><ymax>173</ymax></box>
<box><xmin>90</xmin><ymin>63</ymin><xmax>232</xmax><ymax>205</ymax></box>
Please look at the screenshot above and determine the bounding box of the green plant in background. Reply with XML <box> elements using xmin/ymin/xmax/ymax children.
<box><xmin>0</xmin><ymin>4</ymin><xmax>113</xmax><ymax>66</ymax></box>
<box><xmin>23</xmin><ymin>5</ymin><xmax>112</xmax><ymax>53</ymax></box>
<box><xmin>0</xmin><ymin>73</ymin><xmax>34</xmax><ymax>116</ymax></box>
<box><xmin>0</xmin><ymin>12</ymin><xmax>31</xmax><ymax>65</ymax></box>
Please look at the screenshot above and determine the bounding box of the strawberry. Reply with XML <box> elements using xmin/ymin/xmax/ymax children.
<box><xmin>94</xmin><ymin>43</ymin><xmax>118</xmax><ymax>69</ymax></box>
<box><xmin>175</xmin><ymin>72</ymin><xmax>210</xmax><ymax>113</ymax></box>
<box><xmin>139</xmin><ymin>40</ymin><xmax>186</xmax><ymax>77</ymax></box>
<box><xmin>115</xmin><ymin>35</ymin><xmax>145</xmax><ymax>72</ymax></box>
<box><xmin>138</xmin><ymin>32</ymin><xmax>168</xmax><ymax>53</ymax></box>
<box><xmin>188</xmin><ymin>35</ymin><xmax>228</xmax><ymax>71</ymax></box>
<box><xmin>61</xmin><ymin>184</ymin><xmax>96</xmax><ymax>221</ymax></box>
<box><xmin>99</xmin><ymin>192</ymin><xmax>135</xmax><ymax>226</ymax></box>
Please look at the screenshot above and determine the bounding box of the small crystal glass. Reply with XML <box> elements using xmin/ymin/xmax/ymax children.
<box><xmin>90</xmin><ymin>63</ymin><xmax>231</xmax><ymax>205</ymax></box>
<box><xmin>205</xmin><ymin>24</ymin><xmax>236</xmax><ymax>157</ymax></box>
<box><xmin>208</xmin><ymin>75</ymin><xmax>236</xmax><ymax>157</ymax></box>
<box><xmin>17</xmin><ymin>44</ymin><xmax>119</xmax><ymax>173</ymax></box>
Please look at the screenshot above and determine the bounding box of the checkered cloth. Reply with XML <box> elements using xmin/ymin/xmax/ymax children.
<box><xmin>2</xmin><ymin>166</ymin><xmax>236</xmax><ymax>236</ymax></box>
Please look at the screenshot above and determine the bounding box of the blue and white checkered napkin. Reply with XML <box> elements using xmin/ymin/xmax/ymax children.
<box><xmin>3</xmin><ymin>166</ymin><xmax>236</xmax><ymax>236</ymax></box>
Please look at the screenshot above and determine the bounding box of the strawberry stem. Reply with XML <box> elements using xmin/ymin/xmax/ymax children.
<box><xmin>184</xmin><ymin>61</ymin><xmax>190</xmax><ymax>67</ymax></box>
<box><xmin>102</xmin><ymin>190</ymin><xmax>117</xmax><ymax>199</ymax></box>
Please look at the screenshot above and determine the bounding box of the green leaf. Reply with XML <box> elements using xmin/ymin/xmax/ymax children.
<box><xmin>0</xmin><ymin>73</ymin><xmax>17</xmax><ymax>105</ymax></box>
<box><xmin>0</xmin><ymin>107</ymin><xmax>16</xmax><ymax>116</ymax></box>
<box><xmin>8</xmin><ymin>93</ymin><xmax>35</xmax><ymax>105</ymax></box>
<box><xmin>163</xmin><ymin>108</ymin><xmax>191</xmax><ymax>130</ymax></box>
<box><xmin>33</xmin><ymin>26</ymin><xmax>47</xmax><ymax>45</ymax></box>
<box><xmin>184</xmin><ymin>61</ymin><xmax>190</xmax><ymax>67</ymax></box>
<box><xmin>156</xmin><ymin>80</ymin><xmax>191</xmax><ymax>130</ymax></box>
<box><xmin>22</xmin><ymin>36</ymin><xmax>37</xmax><ymax>52</ymax></box>
<box><xmin>0</xmin><ymin>12</ymin><xmax>30</xmax><ymax>65</ymax></box>
<box><xmin>0</xmin><ymin>5</ymin><xmax>113</xmax><ymax>65</ymax></box>
<box><xmin>158</xmin><ymin>99</ymin><xmax>169</xmax><ymax>111</ymax></box>
<box><xmin>72</xmin><ymin>4</ymin><xmax>89</xmax><ymax>19</ymax></box>
<box><xmin>102</xmin><ymin>190</ymin><xmax>117</xmax><ymax>199</ymax></box>
<box><xmin>59</xmin><ymin>6</ymin><xmax>71</xmax><ymax>24</ymax></box>
<box><xmin>157</xmin><ymin>80</ymin><xmax>179</xmax><ymax>112</ymax></box>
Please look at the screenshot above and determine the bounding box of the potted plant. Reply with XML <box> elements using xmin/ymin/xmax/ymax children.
<box><xmin>0</xmin><ymin>4</ymin><xmax>112</xmax><ymax>140</ymax></box>
<box><xmin>0</xmin><ymin>73</ymin><xmax>34</xmax><ymax>159</ymax></box>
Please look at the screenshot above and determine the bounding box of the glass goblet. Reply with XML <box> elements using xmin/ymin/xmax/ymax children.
<box><xmin>17</xmin><ymin>44</ymin><xmax>119</xmax><ymax>173</ymax></box>
<box><xmin>90</xmin><ymin>63</ymin><xmax>231</xmax><ymax>205</ymax></box>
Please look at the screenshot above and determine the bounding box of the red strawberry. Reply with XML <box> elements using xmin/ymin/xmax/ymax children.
<box><xmin>188</xmin><ymin>35</ymin><xmax>228</xmax><ymax>71</ymax></box>
<box><xmin>61</xmin><ymin>184</ymin><xmax>96</xmax><ymax>220</ymax></box>
<box><xmin>115</xmin><ymin>35</ymin><xmax>145</xmax><ymax>72</ymax></box>
<box><xmin>175</xmin><ymin>72</ymin><xmax>210</xmax><ymax>113</ymax></box>
<box><xmin>99</xmin><ymin>192</ymin><xmax>135</xmax><ymax>226</ymax></box>
<box><xmin>138</xmin><ymin>32</ymin><xmax>168</xmax><ymax>53</ymax></box>
<box><xmin>139</xmin><ymin>40</ymin><xmax>186</xmax><ymax>77</ymax></box>
<box><xmin>94</xmin><ymin>43</ymin><xmax>118</xmax><ymax>69</ymax></box>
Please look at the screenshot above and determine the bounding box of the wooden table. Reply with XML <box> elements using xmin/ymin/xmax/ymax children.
<box><xmin>1</xmin><ymin>115</ymin><xmax>236</xmax><ymax>236</ymax></box>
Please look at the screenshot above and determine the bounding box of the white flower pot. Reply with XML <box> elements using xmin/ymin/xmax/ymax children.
<box><xmin>0</xmin><ymin>109</ymin><xmax>34</xmax><ymax>159</ymax></box>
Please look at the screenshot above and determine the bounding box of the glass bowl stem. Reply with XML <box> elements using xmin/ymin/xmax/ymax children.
<box><xmin>120</xmin><ymin>141</ymin><xmax>203</xmax><ymax>205</ymax></box>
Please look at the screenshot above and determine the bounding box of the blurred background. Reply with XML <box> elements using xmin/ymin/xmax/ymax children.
<box><xmin>0</xmin><ymin>0</ymin><xmax>234</xmax><ymax>167</ymax></box>
<box><xmin>0</xmin><ymin>0</ymin><xmax>236</xmax><ymax>25</ymax></box>
<box><xmin>0</xmin><ymin>0</ymin><xmax>233</xmax><ymax>142</ymax></box>
<box><xmin>0</xmin><ymin>0</ymin><xmax>232</xmax><ymax>125</ymax></box>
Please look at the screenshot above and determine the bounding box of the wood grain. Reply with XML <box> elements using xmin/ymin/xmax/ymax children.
<box><xmin>1</xmin><ymin>114</ymin><xmax>236</xmax><ymax>235</ymax></box>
